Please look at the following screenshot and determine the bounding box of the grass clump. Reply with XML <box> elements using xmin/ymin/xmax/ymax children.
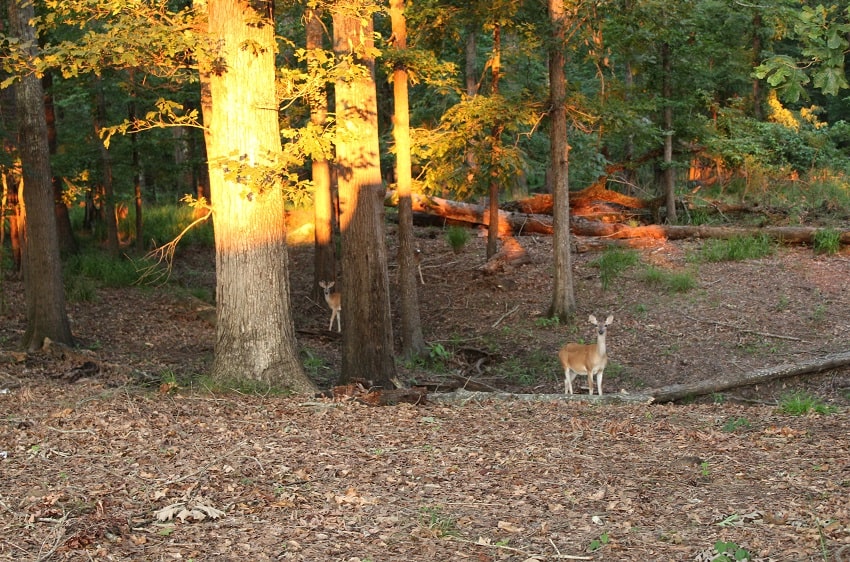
<box><xmin>591</xmin><ymin>248</ymin><xmax>640</xmax><ymax>290</ymax></box>
<box><xmin>779</xmin><ymin>391</ymin><xmax>836</xmax><ymax>416</ymax></box>
<box><xmin>812</xmin><ymin>227</ymin><xmax>841</xmax><ymax>255</ymax></box>
<box><xmin>641</xmin><ymin>265</ymin><xmax>697</xmax><ymax>293</ymax></box>
<box><xmin>445</xmin><ymin>226</ymin><xmax>470</xmax><ymax>253</ymax></box>
<box><xmin>64</xmin><ymin>251</ymin><xmax>149</xmax><ymax>289</ymax></box>
<box><xmin>420</xmin><ymin>506</ymin><xmax>459</xmax><ymax>537</ymax></box>
<box><xmin>691</xmin><ymin>234</ymin><xmax>775</xmax><ymax>263</ymax></box>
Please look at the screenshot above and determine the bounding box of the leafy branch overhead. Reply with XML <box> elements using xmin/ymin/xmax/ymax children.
<box><xmin>755</xmin><ymin>4</ymin><xmax>850</xmax><ymax>101</ymax></box>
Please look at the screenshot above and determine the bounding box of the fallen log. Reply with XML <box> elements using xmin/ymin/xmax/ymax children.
<box><xmin>571</xmin><ymin>217</ymin><xmax>850</xmax><ymax>246</ymax></box>
<box><xmin>387</xmin><ymin>191</ymin><xmax>850</xmax><ymax>246</ymax></box>
<box><xmin>504</xmin><ymin>178</ymin><xmax>656</xmax><ymax>215</ymax></box>
<box><xmin>428</xmin><ymin>388</ymin><xmax>654</xmax><ymax>405</ymax></box>
<box><xmin>646</xmin><ymin>350</ymin><xmax>850</xmax><ymax>403</ymax></box>
<box><xmin>386</xmin><ymin>191</ymin><xmax>554</xmax><ymax>236</ymax></box>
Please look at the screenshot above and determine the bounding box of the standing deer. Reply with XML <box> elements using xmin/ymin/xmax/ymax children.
<box><xmin>319</xmin><ymin>281</ymin><xmax>341</xmax><ymax>333</ymax></box>
<box><xmin>558</xmin><ymin>314</ymin><xmax>613</xmax><ymax>396</ymax></box>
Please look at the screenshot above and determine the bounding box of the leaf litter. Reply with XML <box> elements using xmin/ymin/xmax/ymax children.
<box><xmin>1</xmin><ymin>237</ymin><xmax>850</xmax><ymax>560</ymax></box>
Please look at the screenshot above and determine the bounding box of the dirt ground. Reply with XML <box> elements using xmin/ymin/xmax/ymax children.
<box><xmin>1</xmin><ymin>228</ymin><xmax>849</xmax><ymax>561</ymax></box>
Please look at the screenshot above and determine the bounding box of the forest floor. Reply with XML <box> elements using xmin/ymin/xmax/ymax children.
<box><xmin>1</xmin><ymin>222</ymin><xmax>850</xmax><ymax>561</ymax></box>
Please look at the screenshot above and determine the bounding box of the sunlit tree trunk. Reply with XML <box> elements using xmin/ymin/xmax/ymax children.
<box><xmin>333</xmin><ymin>4</ymin><xmax>397</xmax><ymax>387</ymax></box>
<box><xmin>205</xmin><ymin>0</ymin><xmax>315</xmax><ymax>393</ymax></box>
<box><xmin>548</xmin><ymin>0</ymin><xmax>575</xmax><ymax>319</ymax></box>
<box><xmin>306</xmin><ymin>6</ymin><xmax>336</xmax><ymax>297</ymax></box>
<box><xmin>390</xmin><ymin>0</ymin><xmax>426</xmax><ymax>359</ymax></box>
<box><xmin>10</xmin><ymin>0</ymin><xmax>73</xmax><ymax>350</ymax></box>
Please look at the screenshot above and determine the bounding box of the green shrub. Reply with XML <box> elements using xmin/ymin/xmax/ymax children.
<box><xmin>779</xmin><ymin>391</ymin><xmax>836</xmax><ymax>415</ymax></box>
<box><xmin>144</xmin><ymin>204</ymin><xmax>214</xmax><ymax>248</ymax></box>
<box><xmin>591</xmin><ymin>248</ymin><xmax>640</xmax><ymax>290</ymax></box>
<box><xmin>445</xmin><ymin>226</ymin><xmax>470</xmax><ymax>253</ymax></box>
<box><xmin>812</xmin><ymin>227</ymin><xmax>841</xmax><ymax>255</ymax></box>
<box><xmin>64</xmin><ymin>251</ymin><xmax>149</xmax><ymax>288</ymax></box>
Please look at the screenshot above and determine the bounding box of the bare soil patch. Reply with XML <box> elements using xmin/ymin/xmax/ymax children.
<box><xmin>1</xmin><ymin>230</ymin><xmax>849</xmax><ymax>560</ymax></box>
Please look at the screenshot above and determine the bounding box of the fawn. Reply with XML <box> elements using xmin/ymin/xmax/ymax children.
<box><xmin>558</xmin><ymin>314</ymin><xmax>613</xmax><ymax>396</ymax></box>
<box><xmin>318</xmin><ymin>281</ymin><xmax>342</xmax><ymax>333</ymax></box>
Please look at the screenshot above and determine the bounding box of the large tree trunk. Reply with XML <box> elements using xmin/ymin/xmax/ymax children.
<box><xmin>390</xmin><ymin>0</ymin><xmax>426</xmax><ymax>359</ymax></box>
<box><xmin>11</xmin><ymin>0</ymin><xmax>73</xmax><ymax>350</ymax></box>
<box><xmin>547</xmin><ymin>0</ymin><xmax>575</xmax><ymax>319</ymax></box>
<box><xmin>333</xmin><ymin>5</ymin><xmax>397</xmax><ymax>388</ymax></box>
<box><xmin>205</xmin><ymin>0</ymin><xmax>315</xmax><ymax>394</ymax></box>
<box><xmin>306</xmin><ymin>6</ymin><xmax>336</xmax><ymax>299</ymax></box>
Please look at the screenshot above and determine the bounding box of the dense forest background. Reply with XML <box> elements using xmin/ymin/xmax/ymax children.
<box><xmin>2</xmin><ymin>0</ymin><xmax>850</xmax><ymax>389</ymax></box>
<box><xmin>3</xmin><ymin>0</ymin><xmax>850</xmax><ymax>233</ymax></box>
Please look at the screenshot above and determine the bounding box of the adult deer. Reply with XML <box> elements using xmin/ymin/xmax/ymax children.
<box><xmin>558</xmin><ymin>314</ymin><xmax>613</xmax><ymax>396</ymax></box>
<box><xmin>318</xmin><ymin>281</ymin><xmax>341</xmax><ymax>333</ymax></box>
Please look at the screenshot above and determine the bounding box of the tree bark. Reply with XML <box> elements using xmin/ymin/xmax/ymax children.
<box><xmin>661</xmin><ymin>41</ymin><xmax>676</xmax><ymax>223</ymax></box>
<box><xmin>486</xmin><ymin>24</ymin><xmax>502</xmax><ymax>259</ymax></box>
<box><xmin>547</xmin><ymin>0</ymin><xmax>575</xmax><ymax>319</ymax></box>
<box><xmin>390</xmin><ymin>0</ymin><xmax>426</xmax><ymax>359</ymax></box>
<box><xmin>570</xmin><ymin>217</ymin><xmax>850</xmax><ymax>246</ymax></box>
<box><xmin>647</xmin><ymin>350</ymin><xmax>850</xmax><ymax>403</ymax></box>
<box><xmin>333</xmin><ymin>4</ymin><xmax>397</xmax><ymax>388</ymax></box>
<box><xmin>11</xmin><ymin>0</ymin><xmax>74</xmax><ymax>350</ymax></box>
<box><xmin>306</xmin><ymin>6</ymin><xmax>336</xmax><ymax>299</ymax></box>
<box><xmin>205</xmin><ymin>0</ymin><xmax>315</xmax><ymax>394</ymax></box>
<box><xmin>386</xmin><ymin>190</ymin><xmax>548</xmax><ymax>235</ymax></box>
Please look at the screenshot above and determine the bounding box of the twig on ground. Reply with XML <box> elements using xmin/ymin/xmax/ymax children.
<box><xmin>492</xmin><ymin>305</ymin><xmax>520</xmax><ymax>328</ymax></box>
<box><xmin>35</xmin><ymin>514</ymin><xmax>68</xmax><ymax>562</ymax></box>
<box><xmin>165</xmin><ymin>440</ymin><xmax>247</xmax><ymax>485</ymax></box>
<box><xmin>683</xmin><ymin>314</ymin><xmax>811</xmax><ymax>343</ymax></box>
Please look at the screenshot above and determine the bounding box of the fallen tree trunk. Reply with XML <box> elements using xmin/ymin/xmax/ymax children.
<box><xmin>504</xmin><ymin>178</ymin><xmax>656</xmax><ymax>215</ymax></box>
<box><xmin>428</xmin><ymin>388</ymin><xmax>654</xmax><ymax>405</ymax></box>
<box><xmin>387</xmin><ymin>191</ymin><xmax>850</xmax><ymax>246</ymax></box>
<box><xmin>386</xmin><ymin>191</ymin><xmax>554</xmax><ymax>236</ymax></box>
<box><xmin>572</xmin><ymin>217</ymin><xmax>850</xmax><ymax>245</ymax></box>
<box><xmin>646</xmin><ymin>350</ymin><xmax>850</xmax><ymax>403</ymax></box>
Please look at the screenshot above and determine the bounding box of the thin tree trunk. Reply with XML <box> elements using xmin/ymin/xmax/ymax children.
<box><xmin>42</xmin><ymin>72</ymin><xmax>77</xmax><ymax>256</ymax></box>
<box><xmin>486</xmin><ymin>24</ymin><xmax>502</xmax><ymax>259</ymax></box>
<box><xmin>10</xmin><ymin>0</ymin><xmax>73</xmax><ymax>349</ymax></box>
<box><xmin>661</xmin><ymin>41</ymin><xmax>676</xmax><ymax>223</ymax></box>
<box><xmin>751</xmin><ymin>12</ymin><xmax>763</xmax><ymax>121</ymax></box>
<box><xmin>548</xmin><ymin>0</ymin><xmax>575</xmax><ymax>319</ymax></box>
<box><xmin>333</xmin><ymin>5</ymin><xmax>397</xmax><ymax>388</ymax></box>
<box><xmin>306</xmin><ymin>6</ymin><xmax>336</xmax><ymax>298</ymax></box>
<box><xmin>128</xmin><ymin>99</ymin><xmax>144</xmax><ymax>252</ymax></box>
<box><xmin>390</xmin><ymin>0</ymin><xmax>426</xmax><ymax>359</ymax></box>
<box><xmin>93</xmin><ymin>78</ymin><xmax>119</xmax><ymax>256</ymax></box>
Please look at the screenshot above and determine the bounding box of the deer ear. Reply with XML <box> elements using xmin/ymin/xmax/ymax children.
<box><xmin>606</xmin><ymin>314</ymin><xmax>613</xmax><ymax>324</ymax></box>
<box><xmin>588</xmin><ymin>314</ymin><xmax>597</xmax><ymax>324</ymax></box>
